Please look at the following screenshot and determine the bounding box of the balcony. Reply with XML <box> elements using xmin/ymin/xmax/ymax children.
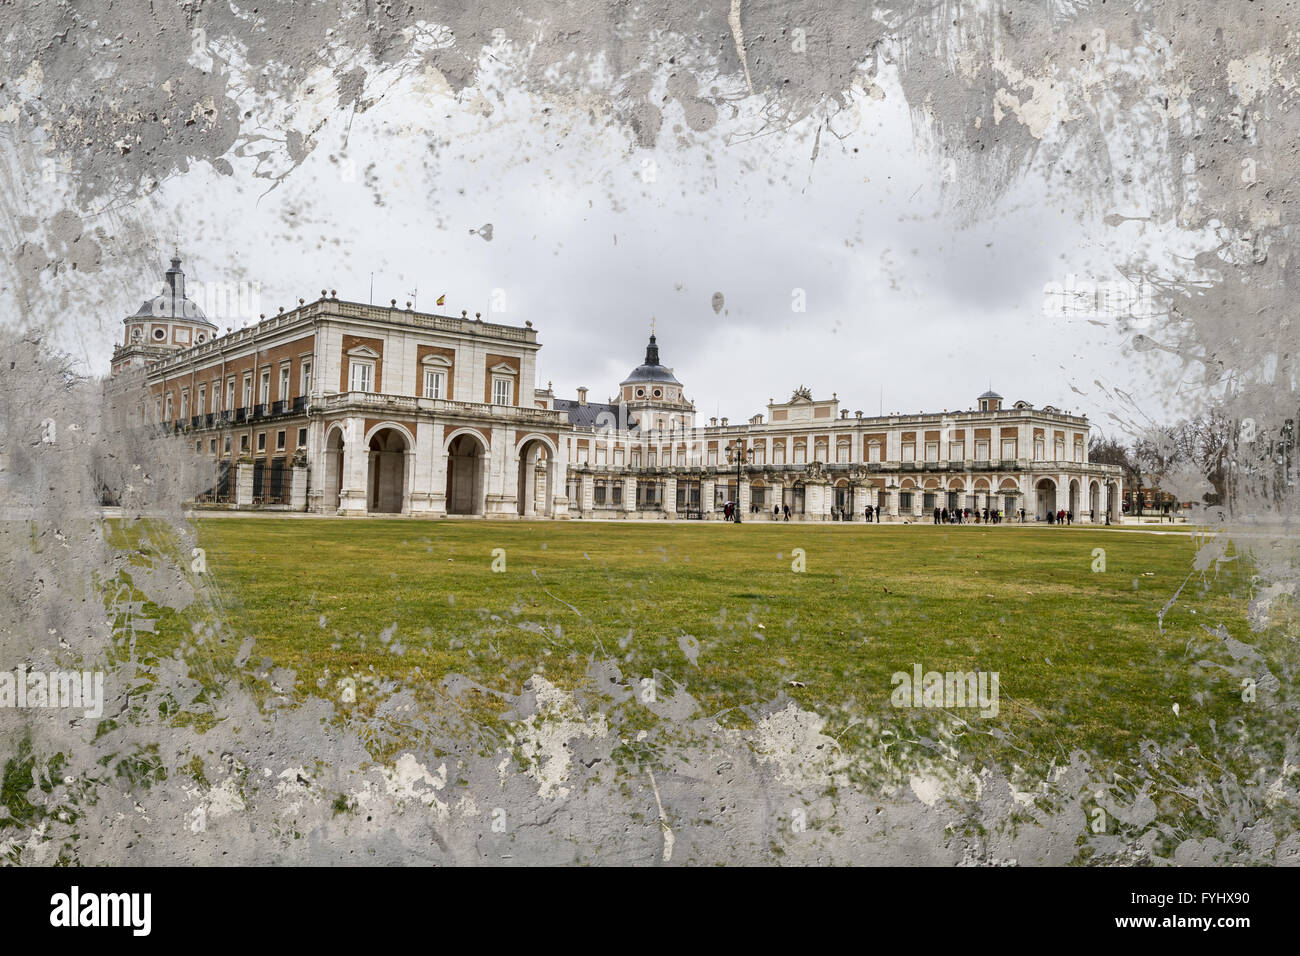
<box><xmin>204</xmin><ymin>412</ymin><xmax>215</xmax><ymax>428</ymax></box>
<box><xmin>190</xmin><ymin>415</ymin><xmax>203</xmax><ymax>429</ymax></box>
<box><xmin>317</xmin><ymin>391</ymin><xmax>565</xmax><ymax>426</ymax></box>
<box><xmin>252</xmin><ymin>403</ymin><xmax>270</xmax><ymax>420</ymax></box>
<box><xmin>292</xmin><ymin>395</ymin><xmax>308</xmax><ymax>412</ymax></box>
<box><xmin>234</xmin><ymin>407</ymin><xmax>248</xmax><ymax>423</ymax></box>
<box><xmin>272</xmin><ymin>399</ymin><xmax>290</xmax><ymax>415</ymax></box>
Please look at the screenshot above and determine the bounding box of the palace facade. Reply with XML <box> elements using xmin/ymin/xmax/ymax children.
<box><xmin>107</xmin><ymin>257</ymin><xmax>1123</xmax><ymax>522</ymax></box>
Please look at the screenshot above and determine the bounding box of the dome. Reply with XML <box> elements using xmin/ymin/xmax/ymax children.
<box><xmin>978</xmin><ymin>388</ymin><xmax>1003</xmax><ymax>400</ymax></box>
<box><xmin>126</xmin><ymin>255</ymin><xmax>217</xmax><ymax>328</ymax></box>
<box><xmin>620</xmin><ymin>333</ymin><xmax>681</xmax><ymax>386</ymax></box>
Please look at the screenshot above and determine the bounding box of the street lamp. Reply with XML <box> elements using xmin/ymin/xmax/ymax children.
<box><xmin>725</xmin><ymin>438</ymin><xmax>754</xmax><ymax>523</ymax></box>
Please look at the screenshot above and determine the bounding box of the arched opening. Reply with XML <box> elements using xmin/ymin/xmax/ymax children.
<box><xmin>1035</xmin><ymin>478</ymin><xmax>1057</xmax><ymax>519</ymax></box>
<box><xmin>1068</xmin><ymin>478</ymin><xmax>1081</xmax><ymax>516</ymax></box>
<box><xmin>833</xmin><ymin>479</ymin><xmax>853</xmax><ymax>518</ymax></box>
<box><xmin>517</xmin><ymin>437</ymin><xmax>556</xmax><ymax>517</ymax></box>
<box><xmin>1089</xmin><ymin>481</ymin><xmax>1101</xmax><ymax>521</ymax></box>
<box><xmin>323</xmin><ymin>426</ymin><xmax>344</xmax><ymax>512</ymax></box>
<box><xmin>368</xmin><ymin>427</ymin><xmax>409</xmax><ymax>513</ymax></box>
<box><xmin>446</xmin><ymin>432</ymin><xmax>487</xmax><ymax>516</ymax></box>
<box><xmin>1108</xmin><ymin>481</ymin><xmax>1122</xmax><ymax>521</ymax></box>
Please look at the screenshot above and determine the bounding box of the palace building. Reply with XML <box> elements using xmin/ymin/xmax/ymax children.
<box><xmin>107</xmin><ymin>256</ymin><xmax>1123</xmax><ymax>522</ymax></box>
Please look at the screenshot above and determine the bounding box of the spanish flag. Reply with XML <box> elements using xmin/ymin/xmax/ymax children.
<box><xmin>436</xmin><ymin>294</ymin><xmax>446</xmax><ymax>306</ymax></box>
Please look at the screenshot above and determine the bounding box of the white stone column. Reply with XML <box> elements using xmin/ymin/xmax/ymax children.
<box><xmin>887</xmin><ymin>487</ymin><xmax>899</xmax><ymax>518</ymax></box>
<box><xmin>623</xmin><ymin>476</ymin><xmax>637</xmax><ymax>515</ymax></box>
<box><xmin>738</xmin><ymin>478</ymin><xmax>751</xmax><ymax>515</ymax></box>
<box><xmin>410</xmin><ymin>421</ymin><xmax>437</xmax><ymax>514</ymax></box>
<box><xmin>401</xmin><ymin>449</ymin><xmax>414</xmax><ymax>514</ymax></box>
<box><xmin>580</xmin><ymin>473</ymin><xmax>594</xmax><ymax>517</ymax></box>
<box><xmin>702</xmin><ymin>478</ymin><xmax>716</xmax><ymax>516</ymax></box>
<box><xmin>663</xmin><ymin>476</ymin><xmax>678</xmax><ymax>517</ymax></box>
<box><xmin>338</xmin><ymin>415</ymin><xmax>368</xmax><ymax>514</ymax></box>
<box><xmin>290</xmin><ymin>460</ymin><xmax>308</xmax><ymax>510</ymax></box>
<box><xmin>484</xmin><ymin>425</ymin><xmax>518</xmax><ymax>516</ymax></box>
<box><xmin>235</xmin><ymin>461</ymin><xmax>254</xmax><ymax>508</ymax></box>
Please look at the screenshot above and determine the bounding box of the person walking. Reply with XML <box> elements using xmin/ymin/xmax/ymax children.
<box><xmin>783</xmin><ymin>503</ymin><xmax>790</xmax><ymax>522</ymax></box>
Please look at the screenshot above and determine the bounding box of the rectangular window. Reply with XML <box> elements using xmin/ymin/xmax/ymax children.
<box><xmin>612</xmin><ymin>484</ymin><xmax>623</xmax><ymax>506</ymax></box>
<box><xmin>279</xmin><ymin>365</ymin><xmax>291</xmax><ymax>401</ymax></box>
<box><xmin>1001</xmin><ymin>438</ymin><xmax>1017</xmax><ymax>460</ymax></box>
<box><xmin>492</xmin><ymin>377</ymin><xmax>512</xmax><ymax>405</ymax></box>
<box><xmin>1034</xmin><ymin>439</ymin><xmax>1045</xmax><ymax>459</ymax></box>
<box><xmin>240</xmin><ymin>434</ymin><xmax>249</xmax><ymax>452</ymax></box>
<box><xmin>773</xmin><ymin>444</ymin><xmax>786</xmax><ymax>465</ymax></box>
<box><xmin>259</xmin><ymin>370</ymin><xmax>271</xmax><ymax>404</ymax></box>
<box><xmin>708</xmin><ymin>449</ymin><xmax>718</xmax><ymax>466</ymax></box>
<box><xmin>165</xmin><ymin>394</ymin><xmax>174</xmax><ymax>420</ymax></box>
<box><xmin>902</xmin><ymin>441</ymin><xmax>915</xmax><ymax>461</ymax></box>
<box><xmin>836</xmin><ymin>444</ymin><xmax>850</xmax><ymax>464</ymax></box>
<box><xmin>595</xmin><ymin>446</ymin><xmax>607</xmax><ymax>465</ymax></box>
<box><xmin>257</xmin><ymin>432</ymin><xmax>266</xmax><ymax>452</ymax></box>
<box><xmin>975</xmin><ymin>440</ymin><xmax>989</xmax><ymax>461</ymax></box>
<box><xmin>195</xmin><ymin>440</ymin><xmax>201</xmax><ymax>454</ymax></box>
<box><xmin>224</xmin><ymin>436</ymin><xmax>231</xmax><ymax>454</ymax></box>
<box><xmin>423</xmin><ymin>368</ymin><xmax>445</xmax><ymax>399</ymax></box>
<box><xmin>868</xmin><ymin>442</ymin><xmax>881</xmax><ymax>463</ymax></box>
<box><xmin>198</xmin><ymin>384</ymin><xmax>206</xmax><ymax>413</ymax></box>
<box><xmin>614</xmin><ymin>448</ymin><xmax>625</xmax><ymax>466</ymax></box>
<box><xmin>752</xmin><ymin>447</ymin><xmax>765</xmax><ymax>465</ymax></box>
<box><xmin>300</xmin><ymin>359</ymin><xmax>313</xmax><ymax>396</ymax></box>
<box><xmin>242</xmin><ymin>374</ymin><xmax>253</xmax><ymax>408</ymax></box>
<box><xmin>226</xmin><ymin>379</ymin><xmax>236</xmax><ymax>411</ymax></box>
<box><xmin>793</xmin><ymin>444</ymin><xmax>806</xmax><ymax>465</ymax></box>
<box><xmin>594</xmin><ymin>482</ymin><xmax>607</xmax><ymax>506</ymax></box>
<box><xmin>180</xmin><ymin>389</ymin><xmax>189</xmax><ymax>419</ymax></box>
<box><xmin>350</xmin><ymin>360</ymin><xmax>373</xmax><ymax>392</ymax></box>
<box><xmin>925</xmin><ymin>441</ymin><xmax>938</xmax><ymax>461</ymax></box>
<box><xmin>1054</xmin><ymin>440</ymin><xmax>1065</xmax><ymax>460</ymax></box>
<box><xmin>297</xmin><ymin>428</ymin><xmax>307</xmax><ymax>448</ymax></box>
<box><xmin>276</xmin><ymin>430</ymin><xmax>286</xmax><ymax>451</ymax></box>
<box><xmin>209</xmin><ymin>438</ymin><xmax>216</xmax><ymax>454</ymax></box>
<box><xmin>950</xmin><ymin>441</ymin><xmax>964</xmax><ymax>461</ymax></box>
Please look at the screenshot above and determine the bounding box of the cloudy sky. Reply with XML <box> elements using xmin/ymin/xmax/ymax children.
<box><xmin>83</xmin><ymin>51</ymin><xmax>1193</xmax><ymax>435</ymax></box>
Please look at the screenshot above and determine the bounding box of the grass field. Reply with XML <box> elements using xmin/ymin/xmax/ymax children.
<box><xmin>116</xmin><ymin>517</ymin><xmax>1292</xmax><ymax>782</ymax></box>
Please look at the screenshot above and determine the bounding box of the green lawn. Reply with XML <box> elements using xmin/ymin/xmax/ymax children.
<box><xmin>133</xmin><ymin>517</ymin><xmax>1294</xmax><ymax>780</ymax></box>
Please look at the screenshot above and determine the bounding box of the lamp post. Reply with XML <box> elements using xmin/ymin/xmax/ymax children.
<box><xmin>726</xmin><ymin>438</ymin><xmax>753</xmax><ymax>523</ymax></box>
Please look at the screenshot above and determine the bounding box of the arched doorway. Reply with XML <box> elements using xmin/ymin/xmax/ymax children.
<box><xmin>516</xmin><ymin>436</ymin><xmax>556</xmax><ymax>517</ymax></box>
<box><xmin>1089</xmin><ymin>481</ymin><xmax>1100</xmax><ymax>521</ymax></box>
<box><xmin>1068</xmin><ymin>478</ymin><xmax>1081</xmax><ymax>516</ymax></box>
<box><xmin>446</xmin><ymin>432</ymin><xmax>487</xmax><ymax>515</ymax></box>
<box><xmin>323</xmin><ymin>425</ymin><xmax>344</xmax><ymax>512</ymax></box>
<box><xmin>368</xmin><ymin>427</ymin><xmax>409</xmax><ymax>513</ymax></box>
<box><xmin>1035</xmin><ymin>478</ymin><xmax>1057</xmax><ymax>519</ymax></box>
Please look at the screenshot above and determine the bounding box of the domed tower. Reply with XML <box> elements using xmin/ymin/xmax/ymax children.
<box><xmin>110</xmin><ymin>253</ymin><xmax>219</xmax><ymax>375</ymax></box>
<box><xmin>977</xmin><ymin>388</ymin><xmax>1003</xmax><ymax>412</ymax></box>
<box><xmin>618</xmin><ymin>330</ymin><xmax>694</xmax><ymax>432</ymax></box>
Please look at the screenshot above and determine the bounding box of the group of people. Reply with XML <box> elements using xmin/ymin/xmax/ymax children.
<box><xmin>932</xmin><ymin>506</ymin><xmax>1017</xmax><ymax>524</ymax></box>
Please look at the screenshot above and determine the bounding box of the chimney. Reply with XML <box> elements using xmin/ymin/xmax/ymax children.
<box><xmin>721</xmin><ymin>417</ymin><xmax>729</xmax><ymax>427</ymax></box>
<box><xmin>710</xmin><ymin>417</ymin><xmax>717</xmax><ymax>426</ymax></box>
<box><xmin>577</xmin><ymin>386</ymin><xmax>588</xmax><ymax>406</ymax></box>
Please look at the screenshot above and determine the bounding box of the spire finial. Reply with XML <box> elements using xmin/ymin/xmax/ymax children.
<box><xmin>650</xmin><ymin>317</ymin><xmax>655</xmax><ymax>336</ymax></box>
